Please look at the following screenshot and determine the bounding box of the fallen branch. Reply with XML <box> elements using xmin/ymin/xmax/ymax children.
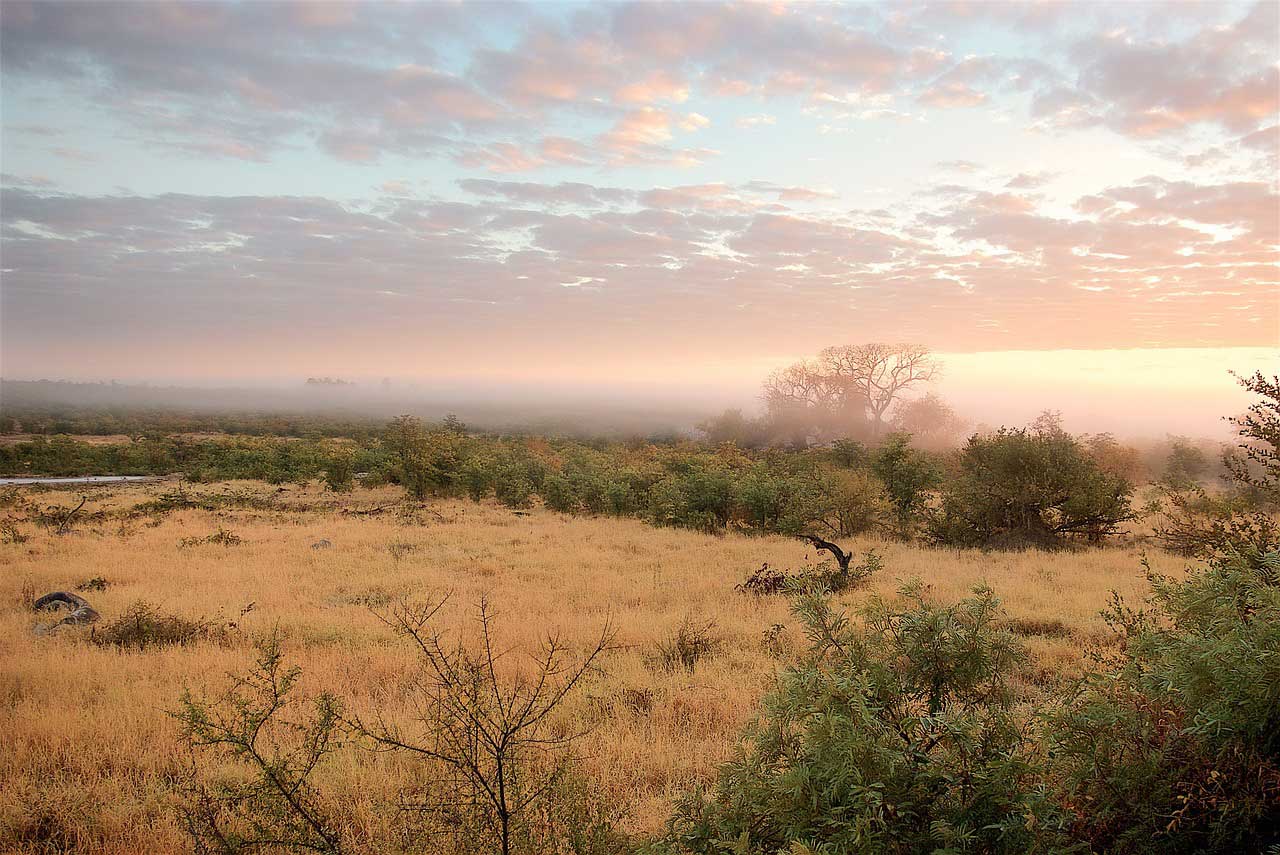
<box><xmin>56</xmin><ymin>496</ymin><xmax>87</xmax><ymax>535</ymax></box>
<box><xmin>798</xmin><ymin>533</ymin><xmax>852</xmax><ymax>574</ymax></box>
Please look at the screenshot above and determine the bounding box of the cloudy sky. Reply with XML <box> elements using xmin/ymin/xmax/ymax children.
<box><xmin>1</xmin><ymin>0</ymin><xmax>1277</xmax><ymax>417</ymax></box>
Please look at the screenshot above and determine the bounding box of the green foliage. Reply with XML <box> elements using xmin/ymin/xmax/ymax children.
<box><xmin>1153</xmin><ymin>485</ymin><xmax>1278</xmax><ymax>556</ymax></box>
<box><xmin>669</xmin><ymin>583</ymin><xmax>1064</xmax><ymax>854</ymax></box>
<box><xmin>385</xmin><ymin>415</ymin><xmax>462</xmax><ymax>500</ymax></box>
<box><xmin>179</xmin><ymin>528</ymin><xmax>243</xmax><ymax>548</ymax></box>
<box><xmin>1046</xmin><ymin>548</ymin><xmax>1280</xmax><ymax>853</ymax></box>
<box><xmin>930</xmin><ymin>429</ymin><xmax>1133</xmax><ymax>548</ymax></box>
<box><xmin>321</xmin><ymin>449</ymin><xmax>355</xmax><ymax>493</ymax></box>
<box><xmin>173</xmin><ymin>631</ymin><xmax>346</xmax><ymax>854</ymax></box>
<box><xmin>870</xmin><ymin>433</ymin><xmax>941</xmax><ymax>538</ymax></box>
<box><xmin>1226</xmin><ymin>370</ymin><xmax>1280</xmax><ymax>497</ymax></box>
<box><xmin>810</xmin><ymin>468</ymin><xmax>892</xmax><ymax>537</ymax></box>
<box><xmin>1162</xmin><ymin>438</ymin><xmax>1210</xmax><ymax>488</ymax></box>
<box><xmin>541</xmin><ymin>473</ymin><xmax>579</xmax><ymax>513</ymax></box>
<box><xmin>1154</xmin><ymin>373</ymin><xmax>1279</xmax><ymax>557</ymax></box>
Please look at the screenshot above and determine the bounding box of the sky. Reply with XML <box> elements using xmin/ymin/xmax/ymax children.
<box><xmin>0</xmin><ymin>0</ymin><xmax>1277</xmax><ymax>433</ymax></box>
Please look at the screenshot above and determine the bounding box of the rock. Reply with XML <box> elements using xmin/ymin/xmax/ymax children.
<box><xmin>311</xmin><ymin>539</ymin><xmax>333</xmax><ymax>550</ymax></box>
<box><xmin>33</xmin><ymin>590</ymin><xmax>100</xmax><ymax>632</ymax></box>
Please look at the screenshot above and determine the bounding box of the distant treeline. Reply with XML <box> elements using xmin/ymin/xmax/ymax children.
<box><xmin>2</xmin><ymin>410</ymin><xmax>1249</xmax><ymax>549</ymax></box>
<box><xmin>0</xmin><ymin>379</ymin><xmax>710</xmax><ymax>440</ymax></box>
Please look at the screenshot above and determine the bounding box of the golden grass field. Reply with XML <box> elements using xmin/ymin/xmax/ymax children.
<box><xmin>0</xmin><ymin>480</ymin><xmax>1187</xmax><ymax>853</ymax></box>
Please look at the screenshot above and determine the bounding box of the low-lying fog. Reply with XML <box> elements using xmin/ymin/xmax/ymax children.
<box><xmin>3</xmin><ymin>346</ymin><xmax>1272</xmax><ymax>441</ymax></box>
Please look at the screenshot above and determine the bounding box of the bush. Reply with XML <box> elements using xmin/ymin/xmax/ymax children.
<box><xmin>930</xmin><ymin>428</ymin><xmax>1133</xmax><ymax>548</ymax></box>
<box><xmin>322</xmin><ymin>450</ymin><xmax>355</xmax><ymax>493</ymax></box>
<box><xmin>352</xmin><ymin>597</ymin><xmax>619</xmax><ymax>855</ymax></box>
<box><xmin>1153</xmin><ymin>485</ymin><xmax>1278</xmax><ymax>556</ymax></box>
<box><xmin>179</xmin><ymin>528</ymin><xmax>242</xmax><ymax>548</ymax></box>
<box><xmin>668</xmin><ymin>583</ymin><xmax>1064</xmax><ymax>853</ymax></box>
<box><xmin>173</xmin><ymin>631</ymin><xmax>345</xmax><ymax>854</ymax></box>
<box><xmin>653</xmin><ymin>617</ymin><xmax>723</xmax><ymax>672</ymax></box>
<box><xmin>94</xmin><ymin>602</ymin><xmax>224</xmax><ymax>650</ymax></box>
<box><xmin>540</xmin><ymin>473</ymin><xmax>579</xmax><ymax>513</ymax></box>
<box><xmin>1046</xmin><ymin>548</ymin><xmax>1280</xmax><ymax>852</ymax></box>
<box><xmin>495</xmin><ymin>471</ymin><xmax>535</xmax><ymax>509</ymax></box>
<box><xmin>870</xmin><ymin>432</ymin><xmax>941</xmax><ymax>537</ymax></box>
<box><xmin>811</xmin><ymin>467</ymin><xmax>892</xmax><ymax>537</ymax></box>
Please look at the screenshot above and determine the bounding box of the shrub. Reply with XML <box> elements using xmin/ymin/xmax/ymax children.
<box><xmin>1153</xmin><ymin>485</ymin><xmax>1278</xmax><ymax>556</ymax></box>
<box><xmin>736</xmin><ymin>563</ymin><xmax>790</xmax><ymax>596</ymax></box>
<box><xmin>540</xmin><ymin>473</ymin><xmax>579</xmax><ymax>513</ymax></box>
<box><xmin>385</xmin><ymin>415</ymin><xmax>462</xmax><ymax>500</ymax></box>
<box><xmin>603</xmin><ymin>480</ymin><xmax>637</xmax><ymax>516</ymax></box>
<box><xmin>173</xmin><ymin>631</ymin><xmax>346</xmax><ymax>854</ymax></box>
<box><xmin>653</xmin><ymin>617</ymin><xmax>723</xmax><ymax>672</ymax></box>
<box><xmin>351</xmin><ymin>597</ymin><xmax>618</xmax><ymax>855</ymax></box>
<box><xmin>1154</xmin><ymin>373</ymin><xmax>1279</xmax><ymax>557</ymax></box>
<box><xmin>179</xmin><ymin>528</ymin><xmax>242</xmax><ymax>548</ymax></box>
<box><xmin>322</xmin><ymin>450</ymin><xmax>355</xmax><ymax>493</ymax></box>
<box><xmin>930</xmin><ymin>428</ymin><xmax>1133</xmax><ymax>548</ymax></box>
<box><xmin>1046</xmin><ymin>548</ymin><xmax>1280</xmax><ymax>853</ymax></box>
<box><xmin>869</xmin><ymin>432</ymin><xmax>941</xmax><ymax>537</ymax></box>
<box><xmin>668</xmin><ymin>583</ymin><xmax>1065</xmax><ymax>853</ymax></box>
<box><xmin>823</xmin><ymin>467</ymin><xmax>892</xmax><ymax>536</ymax></box>
<box><xmin>495</xmin><ymin>471</ymin><xmax>535</xmax><ymax>509</ymax></box>
<box><xmin>94</xmin><ymin>602</ymin><xmax>221</xmax><ymax>650</ymax></box>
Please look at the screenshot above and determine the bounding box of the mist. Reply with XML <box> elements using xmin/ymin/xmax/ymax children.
<box><xmin>4</xmin><ymin>345</ymin><xmax>1271</xmax><ymax>441</ymax></box>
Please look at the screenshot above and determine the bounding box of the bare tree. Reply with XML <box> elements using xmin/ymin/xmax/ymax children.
<box><xmin>763</xmin><ymin>344</ymin><xmax>938</xmax><ymax>442</ymax></box>
<box><xmin>349</xmin><ymin>596</ymin><xmax>615</xmax><ymax>855</ymax></box>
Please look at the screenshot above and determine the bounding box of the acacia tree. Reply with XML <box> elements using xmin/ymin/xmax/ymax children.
<box><xmin>763</xmin><ymin>344</ymin><xmax>938</xmax><ymax>443</ymax></box>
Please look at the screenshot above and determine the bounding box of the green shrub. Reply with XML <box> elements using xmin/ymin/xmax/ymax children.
<box><xmin>668</xmin><ymin>583</ymin><xmax>1064</xmax><ymax>853</ymax></box>
<box><xmin>322</xmin><ymin>450</ymin><xmax>355</xmax><ymax>493</ymax></box>
<box><xmin>811</xmin><ymin>467</ymin><xmax>891</xmax><ymax>537</ymax></box>
<box><xmin>930</xmin><ymin>429</ymin><xmax>1133</xmax><ymax>548</ymax></box>
<box><xmin>1046</xmin><ymin>548</ymin><xmax>1280</xmax><ymax>853</ymax></box>
<box><xmin>870</xmin><ymin>432</ymin><xmax>941</xmax><ymax>537</ymax></box>
<box><xmin>541</xmin><ymin>473</ymin><xmax>579</xmax><ymax>513</ymax></box>
<box><xmin>495</xmin><ymin>471</ymin><xmax>535</xmax><ymax>509</ymax></box>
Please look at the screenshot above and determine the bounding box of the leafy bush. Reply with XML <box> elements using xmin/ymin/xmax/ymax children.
<box><xmin>811</xmin><ymin>467</ymin><xmax>892</xmax><ymax>537</ymax></box>
<box><xmin>668</xmin><ymin>583</ymin><xmax>1064</xmax><ymax>853</ymax></box>
<box><xmin>1153</xmin><ymin>485</ymin><xmax>1278</xmax><ymax>556</ymax></box>
<box><xmin>1046</xmin><ymin>548</ymin><xmax>1280</xmax><ymax>853</ymax></box>
<box><xmin>540</xmin><ymin>473</ymin><xmax>579</xmax><ymax>513</ymax></box>
<box><xmin>322</xmin><ymin>450</ymin><xmax>355</xmax><ymax>493</ymax></box>
<box><xmin>869</xmin><ymin>432</ymin><xmax>941</xmax><ymax>538</ymax></box>
<box><xmin>930</xmin><ymin>428</ymin><xmax>1133</xmax><ymax>548</ymax></box>
<box><xmin>495</xmin><ymin>471</ymin><xmax>535</xmax><ymax>509</ymax></box>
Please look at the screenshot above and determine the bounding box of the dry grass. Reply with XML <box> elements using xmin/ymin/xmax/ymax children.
<box><xmin>0</xmin><ymin>481</ymin><xmax>1186</xmax><ymax>853</ymax></box>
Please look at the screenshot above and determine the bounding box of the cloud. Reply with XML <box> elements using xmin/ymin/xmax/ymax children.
<box><xmin>5</xmin><ymin>0</ymin><xmax>1275</xmax><ymax>173</ymax></box>
<box><xmin>735</xmin><ymin>113</ymin><xmax>777</xmax><ymax>128</ymax></box>
<box><xmin>1</xmin><ymin>173</ymin><xmax>56</xmax><ymax>188</ymax></box>
<box><xmin>6</xmin><ymin>174</ymin><xmax>1272</xmax><ymax>373</ymax></box>
<box><xmin>1034</xmin><ymin>2</ymin><xmax>1280</xmax><ymax>140</ymax></box>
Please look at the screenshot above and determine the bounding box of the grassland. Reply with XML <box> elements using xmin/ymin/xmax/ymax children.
<box><xmin>1</xmin><ymin>480</ymin><xmax>1186</xmax><ymax>853</ymax></box>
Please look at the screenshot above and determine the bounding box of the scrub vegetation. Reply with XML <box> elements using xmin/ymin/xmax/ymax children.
<box><xmin>1</xmin><ymin>371</ymin><xmax>1276</xmax><ymax>853</ymax></box>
